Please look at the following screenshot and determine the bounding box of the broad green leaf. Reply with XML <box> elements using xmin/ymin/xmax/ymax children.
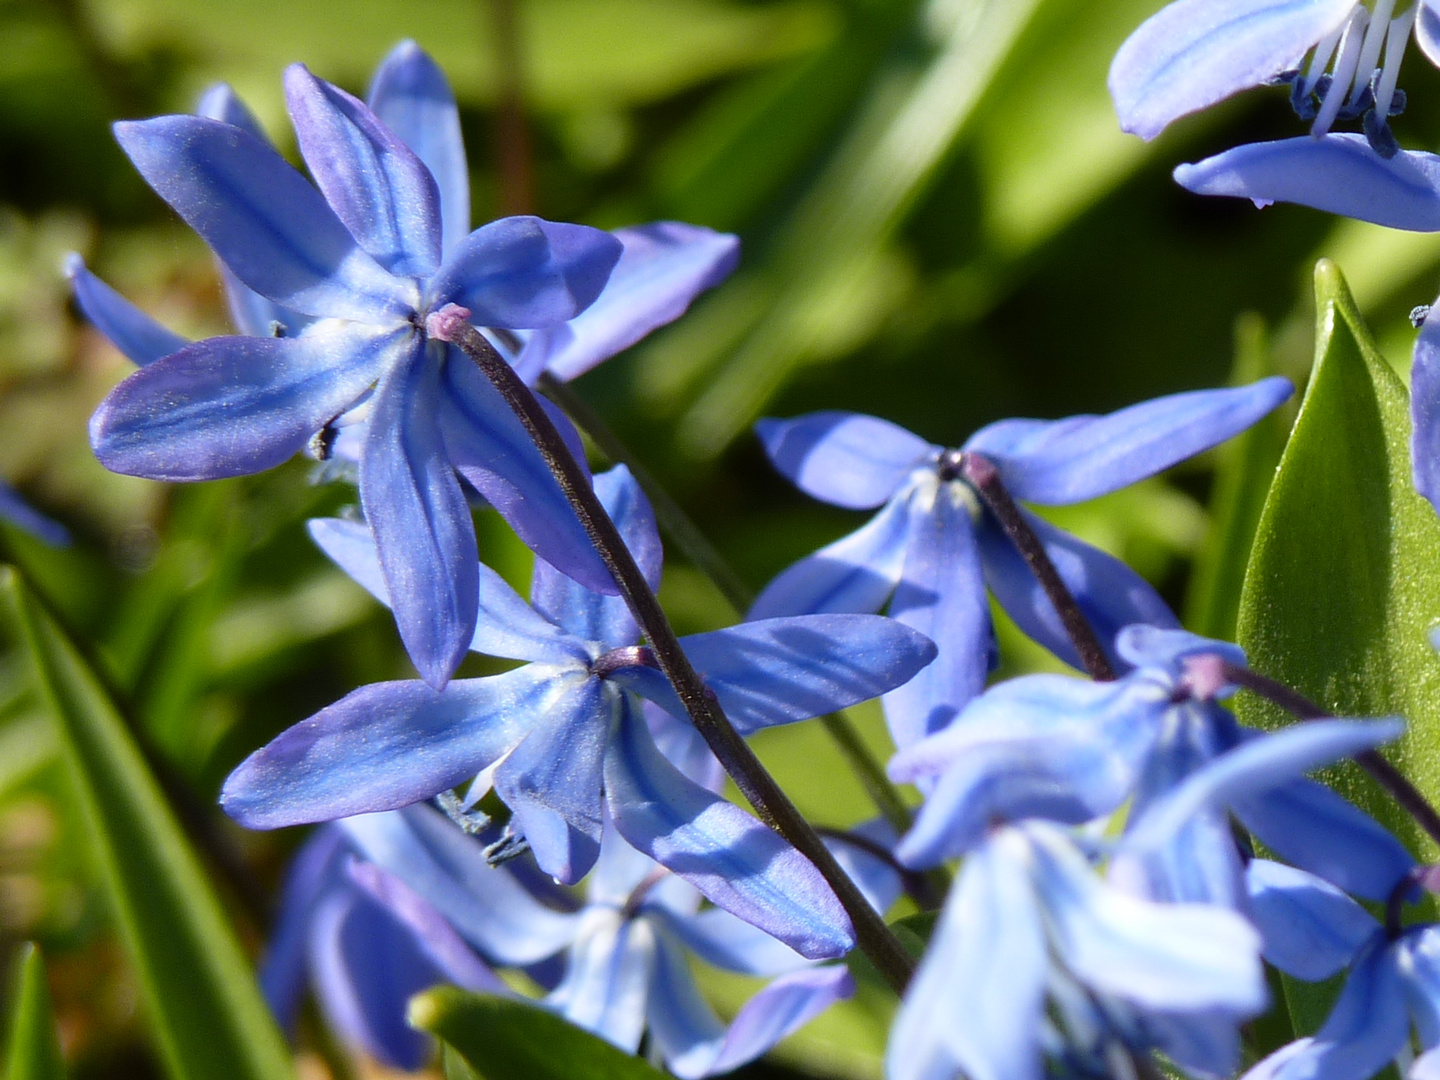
<box><xmin>0</xmin><ymin>568</ymin><xmax>293</xmax><ymax>1080</ymax></box>
<box><xmin>5</xmin><ymin>945</ymin><xmax>64</xmax><ymax>1080</ymax></box>
<box><xmin>409</xmin><ymin>988</ymin><xmax>667</xmax><ymax>1080</ymax></box>
<box><xmin>1235</xmin><ymin>261</ymin><xmax>1440</xmax><ymax>1030</ymax></box>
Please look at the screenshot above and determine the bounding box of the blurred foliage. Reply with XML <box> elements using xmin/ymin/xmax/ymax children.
<box><xmin>2</xmin><ymin>0</ymin><xmax>1440</xmax><ymax>1076</ymax></box>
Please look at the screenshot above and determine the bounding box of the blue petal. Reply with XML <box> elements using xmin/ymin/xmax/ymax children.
<box><xmin>756</xmin><ymin>412</ymin><xmax>934</xmax><ymax>510</ymax></box>
<box><xmin>530</xmin><ymin>464</ymin><xmax>660</xmax><ymax>645</ymax></box>
<box><xmin>978</xmin><ymin>508</ymin><xmax>1179</xmax><ymax>672</ymax></box>
<box><xmin>748</xmin><ymin>493</ymin><xmax>913</xmax><ymax>619</ymax></box>
<box><xmin>220</xmin><ymin>666</ymin><xmax>557</xmax><ymax>828</ymax></box>
<box><xmin>642</xmin><ymin>934</ymin><xmax>727</xmax><ymax>1078</ymax></box>
<box><xmin>113</xmin><ymin>116</ymin><xmax>411</xmax><ymax>320</ymax></box>
<box><xmin>1114</xmin><ymin>624</ymin><xmax>1247</xmax><ymax>672</ymax></box>
<box><xmin>1245</xmin><ymin>860</ymin><xmax>1378</xmax><ymax>980</ymax></box>
<box><xmin>651</xmin><ymin>905</ymin><xmax>810</xmax><ymax>978</ymax></box>
<box><xmin>367</xmin><ymin>41</ymin><xmax>470</xmax><ymax>257</ymax></box>
<box><xmin>493</xmin><ymin>678</ymin><xmax>614</xmax><ymax>884</ymax></box>
<box><xmin>546</xmin><ymin>913</ymin><xmax>655</xmax><ymax>1052</ymax></box>
<box><xmin>440</xmin><ymin>355</ymin><xmax>617</xmax><ymax>595</ymax></box>
<box><xmin>603</xmin><ymin>697</ymin><xmax>854</xmax><ymax>960</ymax></box>
<box><xmin>520</xmin><ymin>222</ymin><xmax>739</xmax><ymax>382</ymax></box>
<box><xmin>0</xmin><ymin>481</ymin><xmax>70</xmax><ymax>548</ymax></box>
<box><xmin>1401</xmin><ymin>926</ymin><xmax>1440</xmax><ymax>1049</ymax></box>
<box><xmin>432</xmin><ymin>216</ymin><xmax>623</xmax><ymax>328</ymax></box>
<box><xmin>1175</xmin><ymin>135</ymin><xmax>1440</xmax><ymax>231</ymax></box>
<box><xmin>195</xmin><ymin>83</ymin><xmax>268</xmax><ymax>139</ymax></box>
<box><xmin>826</xmin><ymin>820</ymin><xmax>903</xmax><ymax>916</ymax></box>
<box><xmin>286</xmin><ymin>64</ymin><xmax>442</xmax><ymax>279</ymax></box>
<box><xmin>616</xmin><ymin>613</ymin><xmax>937</xmax><ymax>734</ymax></box>
<box><xmin>340</xmin><ymin>805</ymin><xmax>581</xmax><ymax>966</ymax></box>
<box><xmin>1413</xmin><ymin>313</ymin><xmax>1440</xmax><ymax>512</ymax></box>
<box><xmin>881</xmin><ymin>484</ymin><xmax>990</xmax><ymax>747</ymax></box>
<box><xmin>307</xmin><ymin>517</ymin><xmax>587</xmax><ymax>664</ymax></box>
<box><xmin>965</xmin><ymin>379</ymin><xmax>1292</xmax><ymax>504</ymax></box>
<box><xmin>90</xmin><ymin>322</ymin><xmax>393</xmax><ymax>481</ymax></box>
<box><xmin>887</xmin><ymin>828</ymin><xmax>1046</xmax><ymax>1080</ymax></box>
<box><xmin>360</xmin><ymin>346</ymin><xmax>478</xmax><ymax>689</ymax></box>
<box><xmin>1421</xmin><ymin>0</ymin><xmax>1440</xmax><ymax>68</ymax></box>
<box><xmin>1108</xmin><ymin>0</ymin><xmax>1355</xmax><ymax>139</ymax></box>
<box><xmin>65</xmin><ymin>254</ymin><xmax>187</xmax><ymax>366</ymax></box>
<box><xmin>259</xmin><ymin>825</ymin><xmax>348</xmax><ymax>1031</ymax></box>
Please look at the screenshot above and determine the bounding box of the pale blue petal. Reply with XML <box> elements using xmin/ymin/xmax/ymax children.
<box><xmin>978</xmin><ymin>508</ymin><xmax>1178</xmax><ymax>671</ymax></box>
<box><xmin>530</xmin><ymin>464</ymin><xmax>660</xmax><ymax>645</ymax></box>
<box><xmin>1115</xmin><ymin>624</ymin><xmax>1246</xmax><ymax>672</ymax></box>
<box><xmin>367</xmin><ymin>41</ymin><xmax>470</xmax><ymax>256</ymax></box>
<box><xmin>1421</xmin><ymin>0</ymin><xmax>1440</xmax><ymax>68</ymax></box>
<box><xmin>1413</xmin><ymin>313</ymin><xmax>1440</xmax><ymax>512</ymax></box>
<box><xmin>642</xmin><ymin>932</ymin><xmax>727</xmax><ymax>1076</ymax></box>
<box><xmin>0</xmin><ymin>482</ymin><xmax>70</xmax><ymax>548</ymax></box>
<box><xmin>652</xmin><ymin>906</ymin><xmax>810</xmax><ymax>978</ymax></box>
<box><xmin>1401</xmin><ymin>926</ymin><xmax>1440</xmax><ymax>1048</ymax></box>
<box><xmin>881</xmin><ymin>485</ymin><xmax>990</xmax><ymax>747</ymax></box>
<box><xmin>195</xmin><ymin>82</ymin><xmax>267</xmax><ymax>138</ymax></box>
<box><xmin>113</xmin><ymin>116</ymin><xmax>410</xmax><ymax>320</ymax></box>
<box><xmin>286</xmin><ymin>64</ymin><xmax>441</xmax><ymax>279</ymax></box>
<box><xmin>1175</xmin><ymin>135</ymin><xmax>1440</xmax><ymax>231</ymax></box>
<box><xmin>359</xmin><ymin>347</ymin><xmax>478</xmax><ymax>689</ymax></box>
<box><xmin>546</xmin><ymin>913</ymin><xmax>655</xmax><ymax>1053</ymax></box>
<box><xmin>887</xmin><ymin>829</ymin><xmax>1046</xmax><ymax>1080</ymax></box>
<box><xmin>1243</xmin><ymin>1040</ymin><xmax>1317</xmax><ymax>1080</ymax></box>
<box><xmin>259</xmin><ymin>825</ymin><xmax>348</xmax><ymax>1031</ymax></box>
<box><xmin>643</xmin><ymin>701</ymin><xmax>724</xmax><ymax>794</ymax></box>
<box><xmin>1145</xmin><ymin>1009</ymin><xmax>1246</xmax><ymax>1079</ymax></box>
<box><xmin>966</xmin><ymin>379</ymin><xmax>1292</xmax><ymax>504</ymax></box>
<box><xmin>826</xmin><ymin>820</ymin><xmax>903</xmax><ymax>915</ymax></box>
<box><xmin>440</xmin><ymin>356</ymin><xmax>616</xmax><ymax>595</ymax></box>
<box><xmin>65</xmin><ymin>254</ymin><xmax>187</xmax><ymax>366</ymax></box>
<box><xmin>748</xmin><ymin>493</ymin><xmax>913</xmax><ymax>619</ymax></box>
<box><xmin>1108</xmin><ymin>0</ymin><xmax>1355</xmax><ymax>139</ymax></box>
<box><xmin>90</xmin><ymin>321</ymin><xmax>393</xmax><ymax>481</ymax></box>
<box><xmin>1245</xmin><ymin>860</ymin><xmax>1378</xmax><ymax>980</ymax></box>
<box><xmin>220</xmin><ymin>665</ymin><xmax>557</xmax><ymax>828</ymax></box>
<box><xmin>603</xmin><ymin>698</ymin><xmax>853</xmax><ymax>960</ymax></box>
<box><xmin>756</xmin><ymin>412</ymin><xmax>934</xmax><ymax>510</ymax></box>
<box><xmin>432</xmin><ymin>216</ymin><xmax>623</xmax><ymax>328</ymax></box>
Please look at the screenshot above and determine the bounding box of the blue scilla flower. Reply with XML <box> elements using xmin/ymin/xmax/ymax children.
<box><xmin>260</xmin><ymin>821</ymin><xmax>505</xmax><ymax>1069</ymax></box>
<box><xmin>891</xmin><ymin>627</ymin><xmax>1414</xmax><ymax>910</ymax></box>
<box><xmin>751</xmin><ymin>382</ymin><xmax>1291</xmax><ymax>749</ymax></box>
<box><xmin>0</xmin><ymin>481</ymin><xmax>69</xmax><ymax>547</ymax></box>
<box><xmin>222</xmin><ymin>466</ymin><xmax>935</xmax><ymax>958</ymax></box>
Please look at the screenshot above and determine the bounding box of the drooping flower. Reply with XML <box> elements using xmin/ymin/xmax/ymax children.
<box><xmin>751</xmin><ymin>381</ymin><xmax>1291</xmax><ymax>748</ymax></box>
<box><xmin>222</xmin><ymin>466</ymin><xmax>935</xmax><ymax>958</ymax></box>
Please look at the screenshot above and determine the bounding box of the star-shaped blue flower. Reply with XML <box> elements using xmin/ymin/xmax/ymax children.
<box><xmin>751</xmin><ymin>380</ymin><xmax>1291</xmax><ymax>748</ymax></box>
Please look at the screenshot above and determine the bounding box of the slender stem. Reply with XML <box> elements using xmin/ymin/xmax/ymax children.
<box><xmin>434</xmin><ymin>315</ymin><xmax>916</xmax><ymax>992</ymax></box>
<box><xmin>538</xmin><ymin>371</ymin><xmax>918</xmax><ymax>835</ymax></box>
<box><xmin>1220</xmin><ymin>661</ymin><xmax>1440</xmax><ymax>849</ymax></box>
<box><xmin>959</xmin><ymin>452</ymin><xmax>1117</xmax><ymax>682</ymax></box>
<box><xmin>488</xmin><ymin>0</ymin><xmax>536</xmax><ymax>216</ymax></box>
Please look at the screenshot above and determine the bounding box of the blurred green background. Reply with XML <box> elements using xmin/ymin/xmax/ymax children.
<box><xmin>2</xmin><ymin>0</ymin><xmax>1440</xmax><ymax>1076</ymax></box>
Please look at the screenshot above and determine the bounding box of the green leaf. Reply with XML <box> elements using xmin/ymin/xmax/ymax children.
<box><xmin>1235</xmin><ymin>261</ymin><xmax>1440</xmax><ymax>1032</ymax></box>
<box><xmin>409</xmin><ymin>988</ymin><xmax>667</xmax><ymax>1080</ymax></box>
<box><xmin>5</xmin><ymin>945</ymin><xmax>64</xmax><ymax>1080</ymax></box>
<box><xmin>888</xmin><ymin>910</ymin><xmax>937</xmax><ymax>959</ymax></box>
<box><xmin>0</xmin><ymin>568</ymin><xmax>293</xmax><ymax>1080</ymax></box>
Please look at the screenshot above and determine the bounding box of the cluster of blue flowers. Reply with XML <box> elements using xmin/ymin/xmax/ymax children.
<box><xmin>23</xmin><ymin>12</ymin><xmax>1440</xmax><ymax>1080</ymax></box>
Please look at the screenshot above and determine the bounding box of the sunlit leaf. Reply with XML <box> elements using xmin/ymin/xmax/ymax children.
<box><xmin>4</xmin><ymin>944</ymin><xmax>64</xmax><ymax>1080</ymax></box>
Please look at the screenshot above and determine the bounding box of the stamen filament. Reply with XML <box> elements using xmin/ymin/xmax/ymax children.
<box><xmin>1374</xmin><ymin>4</ymin><xmax>1417</xmax><ymax>118</ymax></box>
<box><xmin>1302</xmin><ymin>19</ymin><xmax>1349</xmax><ymax>97</ymax></box>
<box><xmin>1314</xmin><ymin>8</ymin><xmax>1370</xmax><ymax>134</ymax></box>
<box><xmin>1349</xmin><ymin>0</ymin><xmax>1396</xmax><ymax>106</ymax></box>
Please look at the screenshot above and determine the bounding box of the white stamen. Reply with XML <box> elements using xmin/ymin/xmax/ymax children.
<box><xmin>1302</xmin><ymin>17</ymin><xmax>1349</xmax><ymax>97</ymax></box>
<box><xmin>1374</xmin><ymin>4</ymin><xmax>1417</xmax><ymax>119</ymax></box>
<box><xmin>1314</xmin><ymin>7</ymin><xmax>1370</xmax><ymax>135</ymax></box>
<box><xmin>1349</xmin><ymin>0</ymin><xmax>1397</xmax><ymax>105</ymax></box>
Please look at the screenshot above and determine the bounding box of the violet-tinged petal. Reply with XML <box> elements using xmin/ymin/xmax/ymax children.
<box><xmin>603</xmin><ymin>698</ymin><xmax>853</xmax><ymax>960</ymax></box>
<box><xmin>432</xmin><ymin>216</ymin><xmax>622</xmax><ymax>328</ymax></box>
<box><xmin>1245</xmin><ymin>860</ymin><xmax>1378</xmax><ymax>980</ymax></box>
<box><xmin>195</xmin><ymin>82</ymin><xmax>267</xmax><ymax>139</ymax></box>
<box><xmin>440</xmin><ymin>356</ymin><xmax>616</xmax><ymax>595</ymax></box>
<box><xmin>887</xmin><ymin>829</ymin><xmax>1047</xmax><ymax>1080</ymax></box>
<box><xmin>644</xmin><ymin>701</ymin><xmax>724</xmax><ymax>794</ymax></box>
<box><xmin>367</xmin><ymin>41</ymin><xmax>470</xmax><ymax>256</ymax></box>
<box><xmin>90</xmin><ymin>321</ymin><xmax>393</xmax><ymax>482</ymax></box>
<box><xmin>341</xmin><ymin>806</ymin><xmax>581</xmax><ymax>966</ymax></box>
<box><xmin>546</xmin><ymin>911</ymin><xmax>655</xmax><ymax>1053</ymax></box>
<box><xmin>1233</xmin><ymin>775</ymin><xmax>1417</xmax><ymax>901</ymax></box>
<box><xmin>307</xmin><ymin>517</ymin><xmax>587</xmax><ymax>664</ymax></box>
<box><xmin>1273</xmin><ymin>939</ymin><xmax>1409</xmax><ymax>1080</ymax></box>
<box><xmin>530</xmin><ymin>464</ymin><xmax>659</xmax><ymax>645</ymax></box>
<box><xmin>966</xmin><ymin>379</ymin><xmax>1292</xmax><ymax>504</ymax></box>
<box><xmin>0</xmin><ymin>482</ymin><xmax>70</xmax><ymax>548</ymax></box>
<box><xmin>1413</xmin><ymin>312</ymin><xmax>1440</xmax><ymax>512</ymax></box>
<box><xmin>360</xmin><ymin>348</ymin><xmax>478</xmax><ymax>688</ymax></box>
<box><xmin>494</xmin><ymin>678</ymin><xmax>612</xmax><ymax>884</ymax></box>
<box><xmin>113</xmin><ymin>116</ymin><xmax>411</xmax><ymax>320</ymax></box>
<box><xmin>978</xmin><ymin>508</ymin><xmax>1178</xmax><ymax>671</ymax></box>
<box><xmin>65</xmin><ymin>254</ymin><xmax>187</xmax><ymax>366</ymax></box>
<box><xmin>1175</xmin><ymin>135</ymin><xmax>1440</xmax><ymax>231</ymax></box>
<box><xmin>522</xmin><ymin>222</ymin><xmax>739</xmax><ymax>382</ymax></box>
<box><xmin>756</xmin><ymin>412</ymin><xmax>934</xmax><ymax>510</ymax></box>
<box><xmin>220</xmin><ymin>665</ymin><xmax>559</xmax><ymax>828</ymax></box>
<box><xmin>286</xmin><ymin>63</ymin><xmax>442</xmax><ymax>279</ymax></box>
<box><xmin>748</xmin><ymin>494</ymin><xmax>913</xmax><ymax>619</ymax></box>
<box><xmin>259</xmin><ymin>826</ymin><xmax>348</xmax><ymax>1031</ymax></box>
<box><xmin>652</xmin><ymin>906</ymin><xmax>810</xmax><ymax>978</ymax></box>
<box><xmin>1108</xmin><ymin>0</ymin><xmax>1355</xmax><ymax>140</ymax></box>
<box><xmin>882</xmin><ymin>484</ymin><xmax>989</xmax><ymax>747</ymax></box>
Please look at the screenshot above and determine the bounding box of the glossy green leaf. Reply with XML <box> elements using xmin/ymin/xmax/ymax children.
<box><xmin>5</xmin><ymin>945</ymin><xmax>64</xmax><ymax>1080</ymax></box>
<box><xmin>409</xmin><ymin>988</ymin><xmax>667</xmax><ymax>1080</ymax></box>
<box><xmin>0</xmin><ymin>568</ymin><xmax>293</xmax><ymax>1080</ymax></box>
